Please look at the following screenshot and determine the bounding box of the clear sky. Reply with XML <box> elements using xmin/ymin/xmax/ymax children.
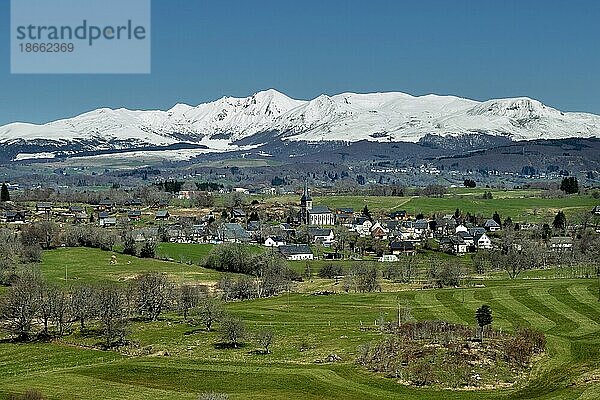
<box><xmin>1</xmin><ymin>0</ymin><xmax>599</xmax><ymax>125</ymax></box>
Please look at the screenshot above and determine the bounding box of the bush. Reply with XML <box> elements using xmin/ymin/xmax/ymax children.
<box><xmin>409</xmin><ymin>357</ymin><xmax>434</xmax><ymax>386</ymax></box>
<box><xmin>220</xmin><ymin>316</ymin><xmax>246</xmax><ymax>348</ymax></box>
<box><xmin>343</xmin><ymin>264</ymin><xmax>380</xmax><ymax>293</ymax></box>
<box><xmin>427</xmin><ymin>263</ymin><xmax>462</xmax><ymax>288</ymax></box>
<box><xmin>504</xmin><ymin>327</ymin><xmax>546</xmax><ymax>367</ymax></box>
<box><xmin>203</xmin><ymin>244</ymin><xmax>255</xmax><ymax>274</ymax></box>
<box><xmin>139</xmin><ymin>240</ymin><xmax>156</xmax><ymax>258</ymax></box>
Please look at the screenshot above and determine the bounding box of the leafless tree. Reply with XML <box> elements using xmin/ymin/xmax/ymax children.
<box><xmin>38</xmin><ymin>282</ymin><xmax>59</xmax><ymax>336</ymax></box>
<box><xmin>130</xmin><ymin>272</ymin><xmax>175</xmax><ymax>321</ymax></box>
<box><xmin>343</xmin><ymin>263</ymin><xmax>381</xmax><ymax>293</ymax></box>
<box><xmin>220</xmin><ymin>315</ymin><xmax>246</xmax><ymax>348</ymax></box>
<box><xmin>52</xmin><ymin>289</ymin><xmax>72</xmax><ymax>336</ymax></box>
<box><xmin>0</xmin><ymin>272</ymin><xmax>42</xmax><ymax>340</ymax></box>
<box><xmin>196</xmin><ymin>297</ymin><xmax>224</xmax><ymax>332</ymax></box>
<box><xmin>0</xmin><ymin>229</ymin><xmax>23</xmax><ymax>282</ymax></box>
<box><xmin>21</xmin><ymin>222</ymin><xmax>60</xmax><ymax>250</ymax></box>
<box><xmin>71</xmin><ymin>284</ymin><xmax>98</xmax><ymax>331</ymax></box>
<box><xmin>178</xmin><ymin>284</ymin><xmax>205</xmax><ymax>320</ymax></box>
<box><xmin>97</xmin><ymin>284</ymin><xmax>129</xmax><ymax>347</ymax></box>
<box><xmin>256</xmin><ymin>329</ymin><xmax>274</xmax><ymax>354</ymax></box>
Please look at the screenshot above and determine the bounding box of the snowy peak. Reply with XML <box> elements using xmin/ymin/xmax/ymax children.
<box><xmin>152</xmin><ymin>89</ymin><xmax>304</xmax><ymax>140</ymax></box>
<box><xmin>466</xmin><ymin>98</ymin><xmax>558</xmax><ymax>119</ymax></box>
<box><xmin>1</xmin><ymin>90</ymin><xmax>599</xmax><ymax>160</ymax></box>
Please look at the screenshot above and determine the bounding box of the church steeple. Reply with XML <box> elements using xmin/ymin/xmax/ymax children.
<box><xmin>300</xmin><ymin>180</ymin><xmax>312</xmax><ymax>224</ymax></box>
<box><xmin>300</xmin><ymin>180</ymin><xmax>312</xmax><ymax>203</ymax></box>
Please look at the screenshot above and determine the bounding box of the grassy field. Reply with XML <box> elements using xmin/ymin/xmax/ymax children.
<box><xmin>39</xmin><ymin>247</ymin><xmax>223</xmax><ymax>286</ymax></box>
<box><xmin>1</xmin><ymin>248</ymin><xmax>599</xmax><ymax>399</ymax></box>
<box><xmin>262</xmin><ymin>191</ymin><xmax>598</xmax><ymax>222</ymax></box>
<box><xmin>156</xmin><ymin>243</ymin><xmax>265</xmax><ymax>265</ymax></box>
<box><xmin>156</xmin><ymin>243</ymin><xmax>216</xmax><ymax>264</ymax></box>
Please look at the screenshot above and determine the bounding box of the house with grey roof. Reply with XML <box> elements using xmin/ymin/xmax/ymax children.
<box><xmin>484</xmin><ymin>219</ymin><xmax>501</xmax><ymax>232</ymax></box>
<box><xmin>279</xmin><ymin>244</ymin><xmax>314</xmax><ymax>260</ymax></box>
<box><xmin>219</xmin><ymin>223</ymin><xmax>251</xmax><ymax>243</ymax></box>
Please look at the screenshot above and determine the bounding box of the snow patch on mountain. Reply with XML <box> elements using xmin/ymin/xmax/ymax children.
<box><xmin>1</xmin><ymin>89</ymin><xmax>599</xmax><ymax>156</ymax></box>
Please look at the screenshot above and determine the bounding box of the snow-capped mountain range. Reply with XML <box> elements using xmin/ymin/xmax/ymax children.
<box><xmin>2</xmin><ymin>89</ymin><xmax>599</xmax><ymax>160</ymax></box>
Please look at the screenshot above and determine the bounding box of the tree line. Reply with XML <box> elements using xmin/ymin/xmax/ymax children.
<box><xmin>0</xmin><ymin>271</ymin><xmax>274</xmax><ymax>352</ymax></box>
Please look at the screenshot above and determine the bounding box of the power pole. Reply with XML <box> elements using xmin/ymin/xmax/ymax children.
<box><xmin>396</xmin><ymin>295</ymin><xmax>401</xmax><ymax>328</ymax></box>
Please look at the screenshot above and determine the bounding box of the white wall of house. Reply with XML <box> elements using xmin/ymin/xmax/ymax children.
<box><xmin>286</xmin><ymin>253</ymin><xmax>314</xmax><ymax>260</ymax></box>
<box><xmin>477</xmin><ymin>234</ymin><xmax>492</xmax><ymax>249</ymax></box>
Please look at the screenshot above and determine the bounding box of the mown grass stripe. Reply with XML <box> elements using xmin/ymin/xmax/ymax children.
<box><xmin>434</xmin><ymin>290</ymin><xmax>474</xmax><ymax>325</ymax></box>
<box><xmin>509</xmin><ymin>286</ymin><xmax>578</xmax><ymax>336</ymax></box>
<box><xmin>571</xmin><ymin>283</ymin><xmax>600</xmax><ymax>311</ymax></box>
<box><xmin>530</xmin><ymin>285</ymin><xmax>597</xmax><ymax>338</ymax></box>
<box><xmin>472</xmin><ymin>288</ymin><xmax>523</xmax><ymax>330</ymax></box>
<box><xmin>507</xmin><ymin>335</ymin><xmax>580</xmax><ymax>400</ymax></box>
<box><xmin>550</xmin><ymin>284</ymin><xmax>600</xmax><ymax>325</ymax></box>
<box><xmin>413</xmin><ymin>290</ymin><xmax>461</xmax><ymax>322</ymax></box>
<box><xmin>499</xmin><ymin>287</ymin><xmax>556</xmax><ymax>331</ymax></box>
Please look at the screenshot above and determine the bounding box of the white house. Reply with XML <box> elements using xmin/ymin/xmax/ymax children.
<box><xmin>475</xmin><ymin>233</ymin><xmax>493</xmax><ymax>249</ymax></box>
<box><xmin>354</xmin><ymin>218</ymin><xmax>373</xmax><ymax>237</ymax></box>
<box><xmin>455</xmin><ymin>224</ymin><xmax>468</xmax><ymax>233</ymax></box>
<box><xmin>550</xmin><ymin>237</ymin><xmax>573</xmax><ymax>251</ymax></box>
<box><xmin>264</xmin><ymin>236</ymin><xmax>286</xmax><ymax>247</ymax></box>
<box><xmin>308</xmin><ymin>228</ymin><xmax>335</xmax><ymax>246</ymax></box>
<box><xmin>484</xmin><ymin>219</ymin><xmax>501</xmax><ymax>232</ymax></box>
<box><xmin>99</xmin><ymin>217</ymin><xmax>116</xmax><ymax>227</ymax></box>
<box><xmin>279</xmin><ymin>244</ymin><xmax>314</xmax><ymax>260</ymax></box>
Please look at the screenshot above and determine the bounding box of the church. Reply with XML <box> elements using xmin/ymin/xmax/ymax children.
<box><xmin>300</xmin><ymin>183</ymin><xmax>335</xmax><ymax>226</ymax></box>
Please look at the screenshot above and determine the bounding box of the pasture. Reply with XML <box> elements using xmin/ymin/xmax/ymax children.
<box><xmin>262</xmin><ymin>190</ymin><xmax>598</xmax><ymax>222</ymax></box>
<box><xmin>39</xmin><ymin>247</ymin><xmax>222</xmax><ymax>286</ymax></box>
<box><xmin>1</xmin><ymin>247</ymin><xmax>599</xmax><ymax>399</ymax></box>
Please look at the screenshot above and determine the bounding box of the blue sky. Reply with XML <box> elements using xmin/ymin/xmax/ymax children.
<box><xmin>1</xmin><ymin>0</ymin><xmax>599</xmax><ymax>125</ymax></box>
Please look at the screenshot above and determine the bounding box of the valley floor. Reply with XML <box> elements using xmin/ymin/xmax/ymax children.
<box><xmin>1</xmin><ymin>251</ymin><xmax>599</xmax><ymax>399</ymax></box>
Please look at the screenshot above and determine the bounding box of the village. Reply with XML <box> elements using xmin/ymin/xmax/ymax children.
<box><xmin>2</xmin><ymin>182</ymin><xmax>597</xmax><ymax>265</ymax></box>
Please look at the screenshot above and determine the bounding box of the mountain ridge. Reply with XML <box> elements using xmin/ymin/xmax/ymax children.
<box><xmin>1</xmin><ymin>89</ymin><xmax>600</xmax><ymax>161</ymax></box>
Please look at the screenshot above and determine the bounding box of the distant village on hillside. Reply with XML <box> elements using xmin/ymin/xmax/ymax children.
<box><xmin>2</xmin><ymin>181</ymin><xmax>597</xmax><ymax>263</ymax></box>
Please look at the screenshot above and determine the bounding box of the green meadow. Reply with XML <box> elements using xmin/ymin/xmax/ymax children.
<box><xmin>263</xmin><ymin>190</ymin><xmax>597</xmax><ymax>222</ymax></box>
<box><xmin>0</xmin><ymin>247</ymin><xmax>599</xmax><ymax>399</ymax></box>
<box><xmin>39</xmin><ymin>247</ymin><xmax>222</xmax><ymax>286</ymax></box>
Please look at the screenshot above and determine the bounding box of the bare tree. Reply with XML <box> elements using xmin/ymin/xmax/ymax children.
<box><xmin>0</xmin><ymin>229</ymin><xmax>23</xmax><ymax>283</ymax></box>
<box><xmin>71</xmin><ymin>284</ymin><xmax>97</xmax><ymax>331</ymax></box>
<box><xmin>130</xmin><ymin>272</ymin><xmax>174</xmax><ymax>321</ymax></box>
<box><xmin>178</xmin><ymin>284</ymin><xmax>205</xmax><ymax>320</ymax></box>
<box><xmin>256</xmin><ymin>329</ymin><xmax>274</xmax><ymax>354</ymax></box>
<box><xmin>196</xmin><ymin>297</ymin><xmax>224</xmax><ymax>332</ymax></box>
<box><xmin>21</xmin><ymin>222</ymin><xmax>60</xmax><ymax>250</ymax></box>
<box><xmin>0</xmin><ymin>272</ymin><xmax>42</xmax><ymax>340</ymax></box>
<box><xmin>52</xmin><ymin>289</ymin><xmax>72</xmax><ymax>336</ymax></box>
<box><xmin>38</xmin><ymin>283</ymin><xmax>59</xmax><ymax>336</ymax></box>
<box><xmin>97</xmin><ymin>284</ymin><xmax>129</xmax><ymax>347</ymax></box>
<box><xmin>343</xmin><ymin>264</ymin><xmax>381</xmax><ymax>293</ymax></box>
<box><xmin>220</xmin><ymin>315</ymin><xmax>246</xmax><ymax>348</ymax></box>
